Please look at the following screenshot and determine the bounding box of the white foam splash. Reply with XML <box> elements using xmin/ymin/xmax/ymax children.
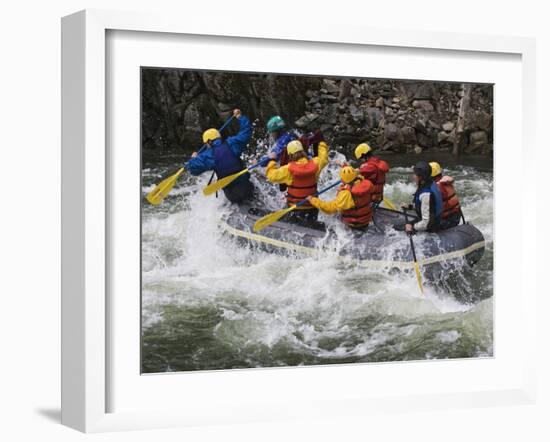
<box><xmin>141</xmin><ymin>160</ymin><xmax>494</xmax><ymax>370</ymax></box>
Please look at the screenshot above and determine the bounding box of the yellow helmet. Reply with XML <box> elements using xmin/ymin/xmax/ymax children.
<box><xmin>429</xmin><ymin>161</ymin><xmax>442</xmax><ymax>177</ymax></box>
<box><xmin>339</xmin><ymin>166</ymin><xmax>357</xmax><ymax>184</ymax></box>
<box><xmin>354</xmin><ymin>142</ymin><xmax>372</xmax><ymax>159</ymax></box>
<box><xmin>287</xmin><ymin>140</ymin><xmax>304</xmax><ymax>155</ymax></box>
<box><xmin>202</xmin><ymin>128</ymin><xmax>221</xmax><ymax>144</ymax></box>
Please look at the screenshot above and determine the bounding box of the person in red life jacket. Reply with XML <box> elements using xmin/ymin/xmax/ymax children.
<box><xmin>185</xmin><ymin>109</ymin><xmax>253</xmax><ymax>204</ymax></box>
<box><xmin>263</xmin><ymin>116</ymin><xmax>324</xmax><ymax>193</ymax></box>
<box><xmin>354</xmin><ymin>142</ymin><xmax>390</xmax><ymax>204</ymax></box>
<box><xmin>307</xmin><ymin>166</ymin><xmax>374</xmax><ymax>230</ymax></box>
<box><xmin>400</xmin><ymin>161</ymin><xmax>443</xmax><ymax>233</ymax></box>
<box><xmin>429</xmin><ymin>161</ymin><xmax>464</xmax><ymax>229</ymax></box>
<box><xmin>265</xmin><ymin>139</ymin><xmax>329</xmax><ymax>223</ymax></box>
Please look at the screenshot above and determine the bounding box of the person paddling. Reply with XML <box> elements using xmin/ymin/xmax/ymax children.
<box><xmin>355</xmin><ymin>142</ymin><xmax>390</xmax><ymax>204</ymax></box>
<box><xmin>265</xmin><ymin>115</ymin><xmax>299</xmax><ymax>167</ymax></box>
<box><xmin>430</xmin><ymin>161</ymin><xmax>464</xmax><ymax>229</ymax></box>
<box><xmin>400</xmin><ymin>161</ymin><xmax>443</xmax><ymax>233</ymax></box>
<box><xmin>185</xmin><ymin>109</ymin><xmax>253</xmax><ymax>203</ymax></box>
<box><xmin>263</xmin><ymin>116</ymin><xmax>324</xmax><ymax>177</ymax></box>
<box><xmin>307</xmin><ymin>166</ymin><xmax>374</xmax><ymax>231</ymax></box>
<box><xmin>264</xmin><ymin>138</ymin><xmax>329</xmax><ymax>223</ymax></box>
<box><xmin>265</xmin><ymin>115</ymin><xmax>302</xmax><ymax>192</ymax></box>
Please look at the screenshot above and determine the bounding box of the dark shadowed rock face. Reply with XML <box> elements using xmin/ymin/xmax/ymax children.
<box><xmin>142</xmin><ymin>69</ymin><xmax>493</xmax><ymax>157</ymax></box>
<box><xmin>141</xmin><ymin>69</ymin><xmax>320</xmax><ymax>151</ymax></box>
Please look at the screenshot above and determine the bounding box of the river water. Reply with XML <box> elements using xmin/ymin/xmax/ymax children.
<box><xmin>141</xmin><ymin>151</ymin><xmax>493</xmax><ymax>373</ymax></box>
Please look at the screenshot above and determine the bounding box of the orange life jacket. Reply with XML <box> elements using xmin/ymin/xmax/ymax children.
<box><xmin>287</xmin><ymin>160</ymin><xmax>319</xmax><ymax>209</ymax></box>
<box><xmin>340</xmin><ymin>178</ymin><xmax>374</xmax><ymax>227</ymax></box>
<box><xmin>358</xmin><ymin>156</ymin><xmax>389</xmax><ymax>203</ymax></box>
<box><xmin>435</xmin><ymin>175</ymin><xmax>461</xmax><ymax>219</ymax></box>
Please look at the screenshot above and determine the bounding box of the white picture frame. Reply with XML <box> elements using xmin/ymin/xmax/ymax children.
<box><xmin>61</xmin><ymin>9</ymin><xmax>538</xmax><ymax>433</ymax></box>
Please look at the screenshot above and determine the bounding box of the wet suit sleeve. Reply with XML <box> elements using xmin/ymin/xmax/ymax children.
<box><xmin>226</xmin><ymin>115</ymin><xmax>252</xmax><ymax>158</ymax></box>
<box><xmin>313</xmin><ymin>141</ymin><xmax>329</xmax><ymax>176</ymax></box>
<box><xmin>413</xmin><ymin>193</ymin><xmax>431</xmax><ymax>231</ymax></box>
<box><xmin>184</xmin><ymin>148</ymin><xmax>216</xmax><ymax>176</ymax></box>
<box><xmin>265</xmin><ymin>160</ymin><xmax>293</xmax><ymax>186</ymax></box>
<box><xmin>310</xmin><ymin>190</ymin><xmax>355</xmax><ymax>214</ymax></box>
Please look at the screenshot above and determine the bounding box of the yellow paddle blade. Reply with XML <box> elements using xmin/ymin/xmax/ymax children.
<box><xmin>383</xmin><ymin>197</ymin><xmax>396</xmax><ymax>211</ymax></box>
<box><xmin>202</xmin><ymin>169</ymin><xmax>248</xmax><ymax>196</ymax></box>
<box><xmin>414</xmin><ymin>262</ymin><xmax>424</xmax><ymax>295</ymax></box>
<box><xmin>146</xmin><ymin>168</ymin><xmax>185</xmax><ymax>205</ymax></box>
<box><xmin>253</xmin><ymin>206</ymin><xmax>296</xmax><ymax>232</ymax></box>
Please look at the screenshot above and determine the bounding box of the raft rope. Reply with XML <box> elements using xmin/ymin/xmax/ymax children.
<box><xmin>219</xmin><ymin>220</ymin><xmax>485</xmax><ymax>270</ymax></box>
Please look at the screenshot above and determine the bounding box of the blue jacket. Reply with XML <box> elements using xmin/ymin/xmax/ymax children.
<box><xmin>185</xmin><ymin>115</ymin><xmax>252</xmax><ymax>176</ymax></box>
<box><xmin>269</xmin><ymin>130</ymin><xmax>298</xmax><ymax>160</ymax></box>
<box><xmin>414</xmin><ymin>181</ymin><xmax>443</xmax><ymax>227</ymax></box>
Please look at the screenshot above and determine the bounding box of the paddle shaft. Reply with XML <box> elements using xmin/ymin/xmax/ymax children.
<box><xmin>167</xmin><ymin>115</ymin><xmax>236</xmax><ymax>178</ymax></box>
<box><xmin>381</xmin><ymin>205</ymin><xmax>420</xmax><ymax>219</ymax></box>
<box><xmin>403</xmin><ymin>210</ymin><xmax>419</xmax><ymax>262</ymax></box>
<box><xmin>226</xmin><ymin>158</ymin><xmax>264</xmax><ymax>179</ymax></box>
<box><xmin>196</xmin><ymin>115</ymin><xmax>235</xmax><ymax>156</ymax></box>
<box><xmin>247</xmin><ymin>161</ymin><xmax>264</xmax><ymax>173</ymax></box>
<box><xmin>252</xmin><ymin>179</ymin><xmax>342</xmax><ymax>232</ymax></box>
<box><xmin>295</xmin><ymin>180</ymin><xmax>342</xmax><ymax>208</ymax></box>
<box><xmin>185</xmin><ymin>115</ymin><xmax>235</xmax><ymax>184</ymax></box>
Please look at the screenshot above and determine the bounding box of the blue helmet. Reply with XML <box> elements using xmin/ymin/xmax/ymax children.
<box><xmin>266</xmin><ymin>115</ymin><xmax>286</xmax><ymax>133</ymax></box>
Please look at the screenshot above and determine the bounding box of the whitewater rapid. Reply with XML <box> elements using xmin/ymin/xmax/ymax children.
<box><xmin>141</xmin><ymin>154</ymin><xmax>493</xmax><ymax>373</ymax></box>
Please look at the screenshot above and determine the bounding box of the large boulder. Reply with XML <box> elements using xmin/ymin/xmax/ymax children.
<box><xmin>294</xmin><ymin>112</ymin><xmax>320</xmax><ymax>129</ymax></box>
<box><xmin>414</xmin><ymin>115</ymin><xmax>429</xmax><ymax>134</ymax></box>
<box><xmin>412</xmin><ymin>100</ymin><xmax>434</xmax><ymax>112</ymax></box>
<box><xmin>437</xmin><ymin>131</ymin><xmax>449</xmax><ymax>144</ymax></box>
<box><xmin>472</xmin><ymin>110</ymin><xmax>492</xmax><ymax>131</ymax></box>
<box><xmin>442</xmin><ymin>121</ymin><xmax>455</xmax><ymax>132</ymax></box>
<box><xmin>365</xmin><ymin>107</ymin><xmax>384</xmax><ymax>129</ymax></box>
<box><xmin>323</xmin><ymin>79</ymin><xmax>340</xmax><ymax>94</ymax></box>
<box><xmin>468</xmin><ymin>130</ymin><xmax>488</xmax><ymax>152</ymax></box>
<box><xmin>416</xmin><ymin>132</ymin><xmax>434</xmax><ymax>148</ymax></box>
<box><xmin>349</xmin><ymin>104</ymin><xmax>365</xmax><ymax>122</ymax></box>
<box><xmin>414</xmin><ymin>83</ymin><xmax>436</xmax><ymax>100</ymax></box>
<box><xmin>401</xmin><ymin>126</ymin><xmax>417</xmax><ymax>145</ymax></box>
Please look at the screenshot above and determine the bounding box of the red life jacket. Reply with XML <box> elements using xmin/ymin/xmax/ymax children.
<box><xmin>358</xmin><ymin>156</ymin><xmax>389</xmax><ymax>203</ymax></box>
<box><xmin>287</xmin><ymin>160</ymin><xmax>319</xmax><ymax>209</ymax></box>
<box><xmin>340</xmin><ymin>178</ymin><xmax>374</xmax><ymax>227</ymax></box>
<box><xmin>435</xmin><ymin>175</ymin><xmax>461</xmax><ymax>219</ymax></box>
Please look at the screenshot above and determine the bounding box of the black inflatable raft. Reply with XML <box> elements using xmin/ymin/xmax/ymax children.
<box><xmin>219</xmin><ymin>205</ymin><xmax>485</xmax><ymax>277</ymax></box>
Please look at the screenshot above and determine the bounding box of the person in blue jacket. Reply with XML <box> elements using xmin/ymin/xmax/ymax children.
<box><xmin>400</xmin><ymin>161</ymin><xmax>443</xmax><ymax>233</ymax></box>
<box><xmin>266</xmin><ymin>115</ymin><xmax>298</xmax><ymax>165</ymax></box>
<box><xmin>265</xmin><ymin>116</ymin><xmax>323</xmax><ymax>164</ymax></box>
<box><xmin>185</xmin><ymin>108</ymin><xmax>253</xmax><ymax>203</ymax></box>
<box><xmin>264</xmin><ymin>115</ymin><xmax>299</xmax><ymax>191</ymax></box>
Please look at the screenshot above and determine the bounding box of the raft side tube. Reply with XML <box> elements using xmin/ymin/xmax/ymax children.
<box><xmin>219</xmin><ymin>204</ymin><xmax>485</xmax><ymax>272</ymax></box>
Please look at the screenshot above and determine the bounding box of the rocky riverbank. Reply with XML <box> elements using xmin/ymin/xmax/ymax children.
<box><xmin>141</xmin><ymin>69</ymin><xmax>493</xmax><ymax>157</ymax></box>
